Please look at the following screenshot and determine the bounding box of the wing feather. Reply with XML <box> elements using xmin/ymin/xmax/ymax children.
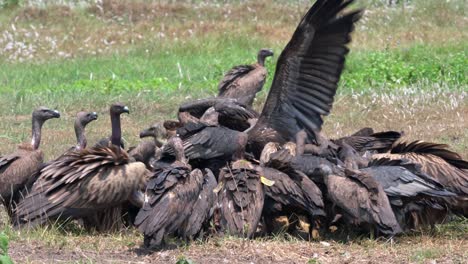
<box><xmin>257</xmin><ymin>0</ymin><xmax>363</xmax><ymax>142</ymax></box>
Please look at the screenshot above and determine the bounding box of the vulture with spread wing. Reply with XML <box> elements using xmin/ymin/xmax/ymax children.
<box><xmin>247</xmin><ymin>0</ymin><xmax>363</xmax><ymax>157</ymax></box>
<box><xmin>0</xmin><ymin>107</ymin><xmax>60</xmax><ymax>219</ymax></box>
<box><xmin>218</xmin><ymin>48</ymin><xmax>274</xmax><ymax>107</ymax></box>
<box><xmin>14</xmin><ymin>103</ymin><xmax>149</xmax><ymax>231</ymax></box>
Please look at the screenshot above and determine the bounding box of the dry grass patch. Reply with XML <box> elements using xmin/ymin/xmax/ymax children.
<box><xmin>1</xmin><ymin>0</ymin><xmax>465</xmax><ymax>62</ymax></box>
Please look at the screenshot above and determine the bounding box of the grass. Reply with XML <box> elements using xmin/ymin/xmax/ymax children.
<box><xmin>0</xmin><ymin>0</ymin><xmax>467</xmax><ymax>263</ymax></box>
<box><xmin>1</xmin><ymin>217</ymin><xmax>466</xmax><ymax>263</ymax></box>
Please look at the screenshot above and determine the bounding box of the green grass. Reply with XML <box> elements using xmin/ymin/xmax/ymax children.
<box><xmin>0</xmin><ymin>232</ymin><xmax>13</xmax><ymax>264</ymax></box>
<box><xmin>0</xmin><ymin>42</ymin><xmax>466</xmax><ymax>116</ymax></box>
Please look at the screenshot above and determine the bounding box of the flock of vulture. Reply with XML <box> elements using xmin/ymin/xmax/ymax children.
<box><xmin>1</xmin><ymin>0</ymin><xmax>467</xmax><ymax>249</ymax></box>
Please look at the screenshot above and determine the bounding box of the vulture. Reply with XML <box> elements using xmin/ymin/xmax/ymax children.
<box><xmin>14</xmin><ymin>103</ymin><xmax>149</xmax><ymax>231</ymax></box>
<box><xmin>67</xmin><ymin>111</ymin><xmax>98</xmax><ymax>152</ymax></box>
<box><xmin>215</xmin><ymin>133</ymin><xmax>264</xmax><ymax>238</ymax></box>
<box><xmin>293</xmin><ymin>130</ymin><xmax>371</xmax><ymax>170</ymax></box>
<box><xmin>128</xmin><ymin>122</ymin><xmax>168</xmax><ymax>168</ymax></box>
<box><xmin>259</xmin><ymin>143</ymin><xmax>326</xmax><ymax>237</ymax></box>
<box><xmin>363</xmin><ymin>158</ymin><xmax>455</xmax><ymax>231</ymax></box>
<box><xmin>218</xmin><ymin>48</ymin><xmax>274</xmax><ymax>107</ymax></box>
<box><xmin>372</xmin><ymin>140</ymin><xmax>468</xmax><ymax>215</ymax></box>
<box><xmin>246</xmin><ymin>0</ymin><xmax>363</xmax><ymax>158</ymax></box>
<box><xmin>178</xmin><ymin>97</ymin><xmax>259</xmax><ymax>131</ymax></box>
<box><xmin>325</xmin><ymin>168</ymin><xmax>403</xmax><ymax>236</ymax></box>
<box><xmin>265</xmin><ymin>136</ymin><xmax>337</xmax><ymax>183</ymax></box>
<box><xmin>162</xmin><ymin>119</ymin><xmax>181</xmax><ymax>138</ymax></box>
<box><xmin>135</xmin><ymin>136</ymin><xmax>217</xmax><ymax>248</ymax></box>
<box><xmin>0</xmin><ymin>107</ymin><xmax>60</xmax><ymax>219</ymax></box>
<box><xmin>163</xmin><ymin>106</ymin><xmax>249</xmax><ymax>177</ymax></box>
<box><xmin>333</xmin><ymin>130</ymin><xmax>403</xmax><ymax>155</ymax></box>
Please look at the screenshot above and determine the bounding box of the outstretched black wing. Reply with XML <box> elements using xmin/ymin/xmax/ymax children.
<box><xmin>257</xmin><ymin>0</ymin><xmax>363</xmax><ymax>141</ymax></box>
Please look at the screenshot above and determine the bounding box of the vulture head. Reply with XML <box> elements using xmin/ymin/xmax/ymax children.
<box><xmin>260</xmin><ymin>142</ymin><xmax>280</xmax><ymax>166</ymax></box>
<box><xmin>31</xmin><ymin>107</ymin><xmax>60</xmax><ymax>149</ymax></box>
<box><xmin>75</xmin><ymin>111</ymin><xmax>98</xmax><ymax>150</ymax></box>
<box><xmin>257</xmin><ymin>48</ymin><xmax>274</xmax><ymax>66</ymax></box>
<box><xmin>139</xmin><ymin>122</ymin><xmax>167</xmax><ymax>138</ymax></box>
<box><xmin>283</xmin><ymin>142</ymin><xmax>297</xmax><ymax>157</ymax></box>
<box><xmin>109</xmin><ymin>103</ymin><xmax>129</xmax><ymax>147</ymax></box>
<box><xmin>76</xmin><ymin>111</ymin><xmax>98</xmax><ymax>127</ymax></box>
<box><xmin>33</xmin><ymin>107</ymin><xmax>61</xmax><ymax>123</ymax></box>
<box><xmin>110</xmin><ymin>103</ymin><xmax>130</xmax><ymax>116</ymax></box>
<box><xmin>139</xmin><ymin>122</ymin><xmax>168</xmax><ymax>147</ymax></box>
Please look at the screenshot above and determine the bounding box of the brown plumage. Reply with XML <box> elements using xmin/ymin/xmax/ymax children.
<box><xmin>0</xmin><ymin>107</ymin><xmax>60</xmax><ymax>219</ymax></box>
<box><xmin>260</xmin><ymin>165</ymin><xmax>325</xmax><ymax>235</ymax></box>
<box><xmin>333</xmin><ymin>130</ymin><xmax>403</xmax><ymax>155</ymax></box>
<box><xmin>364</xmin><ymin>158</ymin><xmax>455</xmax><ymax>231</ymax></box>
<box><xmin>163</xmin><ymin>107</ymin><xmax>249</xmax><ymax>178</ymax></box>
<box><xmin>14</xmin><ymin>103</ymin><xmax>150</xmax><ymax>231</ymax></box>
<box><xmin>215</xmin><ymin>133</ymin><xmax>264</xmax><ymax>238</ymax></box>
<box><xmin>268</xmin><ymin>148</ymin><xmax>335</xmax><ymax>183</ymax></box>
<box><xmin>216</xmin><ymin>159</ymin><xmax>264</xmax><ymax>238</ymax></box>
<box><xmin>260</xmin><ymin>142</ymin><xmax>326</xmax><ymax>222</ymax></box>
<box><xmin>373</xmin><ymin>140</ymin><xmax>468</xmax><ymax>214</ymax></box>
<box><xmin>218</xmin><ymin>48</ymin><xmax>274</xmax><ymax>107</ymax></box>
<box><xmin>325</xmin><ymin>168</ymin><xmax>402</xmax><ymax>235</ymax></box>
<box><xmin>178</xmin><ymin>98</ymin><xmax>259</xmax><ymax>131</ymax></box>
<box><xmin>128</xmin><ymin>122</ymin><xmax>167</xmax><ymax>169</ymax></box>
<box><xmin>135</xmin><ymin>136</ymin><xmax>217</xmax><ymax>248</ymax></box>
<box><xmin>247</xmin><ymin>0</ymin><xmax>363</xmax><ymax>158</ymax></box>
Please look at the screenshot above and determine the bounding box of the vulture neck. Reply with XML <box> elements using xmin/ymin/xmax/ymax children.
<box><xmin>74</xmin><ymin>121</ymin><xmax>87</xmax><ymax>150</ymax></box>
<box><xmin>257</xmin><ymin>54</ymin><xmax>266</xmax><ymax>67</ymax></box>
<box><xmin>31</xmin><ymin>118</ymin><xmax>44</xmax><ymax>150</ymax></box>
<box><xmin>110</xmin><ymin>112</ymin><xmax>122</xmax><ymax>147</ymax></box>
<box><xmin>174</xmin><ymin>147</ymin><xmax>187</xmax><ymax>164</ymax></box>
<box><xmin>155</xmin><ymin>138</ymin><xmax>164</xmax><ymax>148</ymax></box>
<box><xmin>171</xmin><ymin>137</ymin><xmax>187</xmax><ymax>164</ymax></box>
<box><xmin>233</xmin><ymin>133</ymin><xmax>248</xmax><ymax>161</ymax></box>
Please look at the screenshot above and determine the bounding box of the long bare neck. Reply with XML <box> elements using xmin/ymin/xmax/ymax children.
<box><xmin>31</xmin><ymin>118</ymin><xmax>43</xmax><ymax>150</ymax></box>
<box><xmin>171</xmin><ymin>138</ymin><xmax>187</xmax><ymax>164</ymax></box>
<box><xmin>233</xmin><ymin>133</ymin><xmax>248</xmax><ymax>161</ymax></box>
<box><xmin>257</xmin><ymin>54</ymin><xmax>265</xmax><ymax>67</ymax></box>
<box><xmin>74</xmin><ymin>121</ymin><xmax>87</xmax><ymax>150</ymax></box>
<box><xmin>110</xmin><ymin>112</ymin><xmax>122</xmax><ymax>147</ymax></box>
<box><xmin>154</xmin><ymin>137</ymin><xmax>163</xmax><ymax>148</ymax></box>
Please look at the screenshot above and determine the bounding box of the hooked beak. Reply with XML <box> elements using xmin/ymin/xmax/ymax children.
<box><xmin>52</xmin><ymin>110</ymin><xmax>61</xmax><ymax>118</ymax></box>
<box><xmin>122</xmin><ymin>106</ymin><xmax>130</xmax><ymax>114</ymax></box>
<box><xmin>139</xmin><ymin>128</ymin><xmax>152</xmax><ymax>139</ymax></box>
<box><xmin>91</xmin><ymin>112</ymin><xmax>98</xmax><ymax>120</ymax></box>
